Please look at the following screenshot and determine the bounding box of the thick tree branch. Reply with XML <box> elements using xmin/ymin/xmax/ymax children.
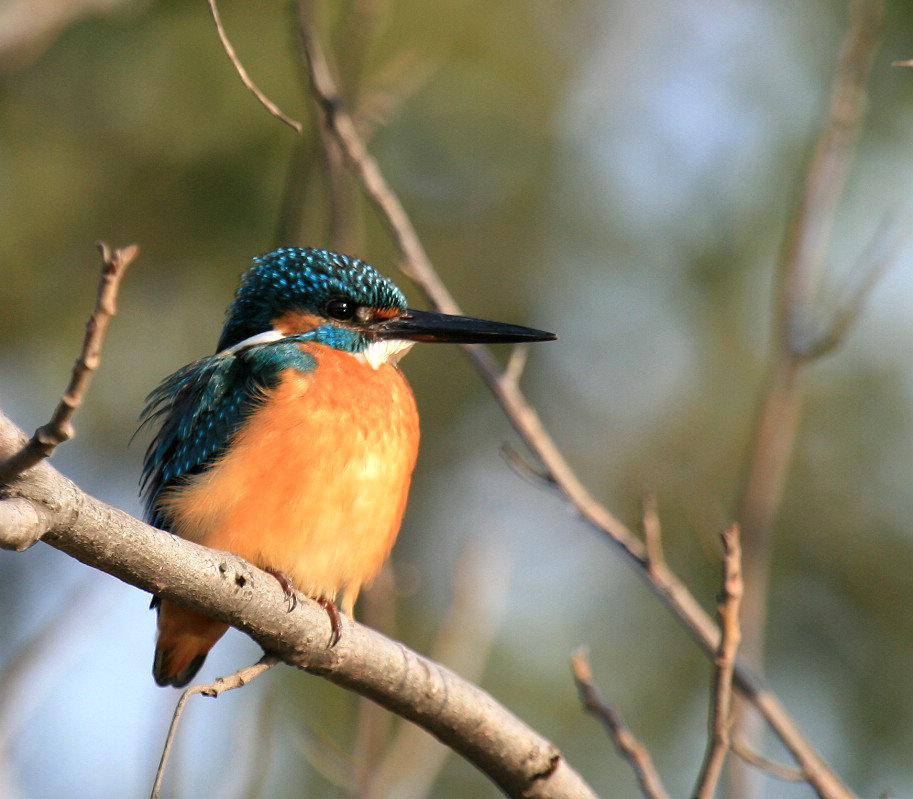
<box><xmin>0</xmin><ymin>410</ymin><xmax>595</xmax><ymax>799</ymax></box>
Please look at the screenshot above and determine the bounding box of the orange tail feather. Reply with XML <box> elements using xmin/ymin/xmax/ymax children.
<box><xmin>153</xmin><ymin>600</ymin><xmax>228</xmax><ymax>687</ymax></box>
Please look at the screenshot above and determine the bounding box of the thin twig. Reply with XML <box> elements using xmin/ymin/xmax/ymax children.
<box><xmin>732</xmin><ymin>736</ymin><xmax>807</xmax><ymax>782</ymax></box>
<box><xmin>0</xmin><ymin>242</ymin><xmax>136</xmax><ymax>484</ymax></box>
<box><xmin>733</xmin><ymin>3</ymin><xmax>884</xmax><ymax>794</ymax></box>
<box><xmin>207</xmin><ymin>0</ymin><xmax>303</xmax><ymax>134</ymax></box>
<box><xmin>297</xmin><ymin>4</ymin><xmax>459</xmax><ymax>310</ymax></box>
<box><xmin>796</xmin><ymin>215</ymin><xmax>909</xmax><ymax>359</ymax></box>
<box><xmin>777</xmin><ymin>0</ymin><xmax>883</xmax><ymax>339</ymax></box>
<box><xmin>692</xmin><ymin>524</ymin><xmax>743</xmax><ymax>799</ymax></box>
<box><xmin>503</xmin><ymin>344</ymin><xmax>530</xmax><ymax>390</ymax></box>
<box><xmin>499</xmin><ymin>442</ymin><xmax>555</xmax><ymax>489</ymax></box>
<box><xmin>150</xmin><ymin>654</ymin><xmax>279</xmax><ymax>799</ymax></box>
<box><xmin>640</xmin><ymin>491</ymin><xmax>665</xmax><ymax>574</ymax></box>
<box><xmin>296</xmin><ymin>11</ymin><xmax>858</xmax><ymax>799</ymax></box>
<box><xmin>571</xmin><ymin>648</ymin><xmax>671</xmax><ymax>799</ymax></box>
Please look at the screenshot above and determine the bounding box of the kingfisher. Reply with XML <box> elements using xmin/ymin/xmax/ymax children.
<box><xmin>139</xmin><ymin>247</ymin><xmax>555</xmax><ymax>687</ymax></box>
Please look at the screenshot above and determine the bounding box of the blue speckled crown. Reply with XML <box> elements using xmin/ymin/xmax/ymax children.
<box><xmin>216</xmin><ymin>248</ymin><xmax>407</xmax><ymax>352</ymax></box>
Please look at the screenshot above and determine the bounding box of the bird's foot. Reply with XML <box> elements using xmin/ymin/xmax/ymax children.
<box><xmin>265</xmin><ymin>569</ymin><xmax>298</xmax><ymax>612</ymax></box>
<box><xmin>316</xmin><ymin>597</ymin><xmax>342</xmax><ymax>648</ymax></box>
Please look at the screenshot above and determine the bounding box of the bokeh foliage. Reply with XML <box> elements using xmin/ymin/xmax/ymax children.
<box><xmin>3</xmin><ymin>1</ymin><xmax>913</xmax><ymax>797</ymax></box>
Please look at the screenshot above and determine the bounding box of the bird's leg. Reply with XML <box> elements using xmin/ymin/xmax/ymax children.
<box><xmin>264</xmin><ymin>569</ymin><xmax>340</xmax><ymax>646</ymax></box>
<box><xmin>316</xmin><ymin>597</ymin><xmax>342</xmax><ymax>648</ymax></box>
<box><xmin>264</xmin><ymin>569</ymin><xmax>298</xmax><ymax>612</ymax></box>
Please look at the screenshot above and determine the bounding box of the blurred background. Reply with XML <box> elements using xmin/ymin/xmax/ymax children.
<box><xmin>2</xmin><ymin>0</ymin><xmax>913</xmax><ymax>797</ymax></box>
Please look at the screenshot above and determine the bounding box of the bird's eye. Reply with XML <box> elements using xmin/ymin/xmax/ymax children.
<box><xmin>326</xmin><ymin>299</ymin><xmax>356</xmax><ymax>321</ymax></box>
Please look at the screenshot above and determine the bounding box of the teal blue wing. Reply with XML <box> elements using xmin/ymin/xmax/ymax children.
<box><xmin>138</xmin><ymin>341</ymin><xmax>314</xmax><ymax>529</ymax></box>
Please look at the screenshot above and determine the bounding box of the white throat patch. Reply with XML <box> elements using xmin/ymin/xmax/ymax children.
<box><xmin>356</xmin><ymin>339</ymin><xmax>415</xmax><ymax>370</ymax></box>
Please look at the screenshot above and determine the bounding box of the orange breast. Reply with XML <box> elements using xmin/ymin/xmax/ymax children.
<box><xmin>158</xmin><ymin>344</ymin><xmax>420</xmax><ymax>615</ymax></box>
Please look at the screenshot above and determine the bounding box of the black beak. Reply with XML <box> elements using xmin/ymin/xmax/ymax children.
<box><xmin>372</xmin><ymin>308</ymin><xmax>556</xmax><ymax>344</ymax></box>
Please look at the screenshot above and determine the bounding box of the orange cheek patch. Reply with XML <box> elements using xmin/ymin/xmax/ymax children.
<box><xmin>372</xmin><ymin>307</ymin><xmax>401</xmax><ymax>320</ymax></box>
<box><xmin>272</xmin><ymin>310</ymin><xmax>324</xmax><ymax>335</ymax></box>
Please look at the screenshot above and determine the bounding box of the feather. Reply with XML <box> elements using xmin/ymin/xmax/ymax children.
<box><xmin>138</xmin><ymin>341</ymin><xmax>314</xmax><ymax>528</ymax></box>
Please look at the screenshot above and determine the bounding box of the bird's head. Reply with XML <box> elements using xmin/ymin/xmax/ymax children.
<box><xmin>217</xmin><ymin>247</ymin><xmax>555</xmax><ymax>367</ymax></box>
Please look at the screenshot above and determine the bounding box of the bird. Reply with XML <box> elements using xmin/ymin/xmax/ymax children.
<box><xmin>139</xmin><ymin>247</ymin><xmax>555</xmax><ymax>687</ymax></box>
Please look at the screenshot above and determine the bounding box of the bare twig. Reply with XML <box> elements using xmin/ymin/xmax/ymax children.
<box><xmin>207</xmin><ymin>0</ymin><xmax>303</xmax><ymax>134</ymax></box>
<box><xmin>0</xmin><ymin>496</ymin><xmax>54</xmax><ymax>551</ymax></box>
<box><xmin>571</xmin><ymin>648</ymin><xmax>670</xmax><ymax>799</ymax></box>
<box><xmin>639</xmin><ymin>492</ymin><xmax>665</xmax><ymax>574</ymax></box>
<box><xmin>733</xmin><ymin>3</ymin><xmax>884</xmax><ymax>794</ymax></box>
<box><xmin>503</xmin><ymin>344</ymin><xmax>530</xmax><ymax>390</ymax></box>
<box><xmin>283</xmin><ymin>10</ymin><xmax>437</xmax><ymax>252</ymax></box>
<box><xmin>500</xmin><ymin>442</ymin><xmax>555</xmax><ymax>489</ymax></box>
<box><xmin>692</xmin><ymin>524</ymin><xmax>743</xmax><ymax>799</ymax></box>
<box><xmin>732</xmin><ymin>737</ymin><xmax>807</xmax><ymax>782</ymax></box>
<box><xmin>795</xmin><ymin>215</ymin><xmax>909</xmax><ymax>360</ymax></box>
<box><xmin>0</xmin><ymin>242</ymin><xmax>136</xmax><ymax>485</ymax></box>
<box><xmin>296</xmin><ymin>10</ymin><xmax>858</xmax><ymax>799</ymax></box>
<box><xmin>777</xmin><ymin>0</ymin><xmax>883</xmax><ymax>335</ymax></box>
<box><xmin>151</xmin><ymin>655</ymin><xmax>279</xmax><ymax>799</ymax></box>
<box><xmin>297</xmin><ymin>4</ymin><xmax>460</xmax><ymax>311</ymax></box>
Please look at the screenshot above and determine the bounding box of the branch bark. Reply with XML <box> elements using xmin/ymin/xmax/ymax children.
<box><xmin>0</xmin><ymin>409</ymin><xmax>596</xmax><ymax>799</ymax></box>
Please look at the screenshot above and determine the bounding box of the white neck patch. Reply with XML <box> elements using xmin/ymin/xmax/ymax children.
<box><xmin>219</xmin><ymin>329</ymin><xmax>285</xmax><ymax>356</ymax></box>
<box><xmin>220</xmin><ymin>329</ymin><xmax>414</xmax><ymax>371</ymax></box>
<box><xmin>356</xmin><ymin>339</ymin><xmax>415</xmax><ymax>370</ymax></box>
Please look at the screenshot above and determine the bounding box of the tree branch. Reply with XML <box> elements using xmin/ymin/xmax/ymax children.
<box><xmin>571</xmin><ymin>648</ymin><xmax>670</xmax><ymax>799</ymax></box>
<box><xmin>731</xmin><ymin>737</ymin><xmax>807</xmax><ymax>783</ymax></box>
<box><xmin>151</xmin><ymin>655</ymin><xmax>279</xmax><ymax>799</ymax></box>
<box><xmin>692</xmin><ymin>524</ymin><xmax>743</xmax><ymax>799</ymax></box>
<box><xmin>207</xmin><ymin>0</ymin><xmax>303</xmax><ymax>133</ymax></box>
<box><xmin>0</xmin><ymin>242</ymin><xmax>137</xmax><ymax>485</ymax></box>
<box><xmin>296</xmin><ymin>9</ymin><xmax>858</xmax><ymax>799</ymax></box>
<box><xmin>0</xmin><ymin>410</ymin><xmax>596</xmax><ymax>799</ymax></box>
<box><xmin>732</xmin><ymin>4</ymin><xmax>884</xmax><ymax>792</ymax></box>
